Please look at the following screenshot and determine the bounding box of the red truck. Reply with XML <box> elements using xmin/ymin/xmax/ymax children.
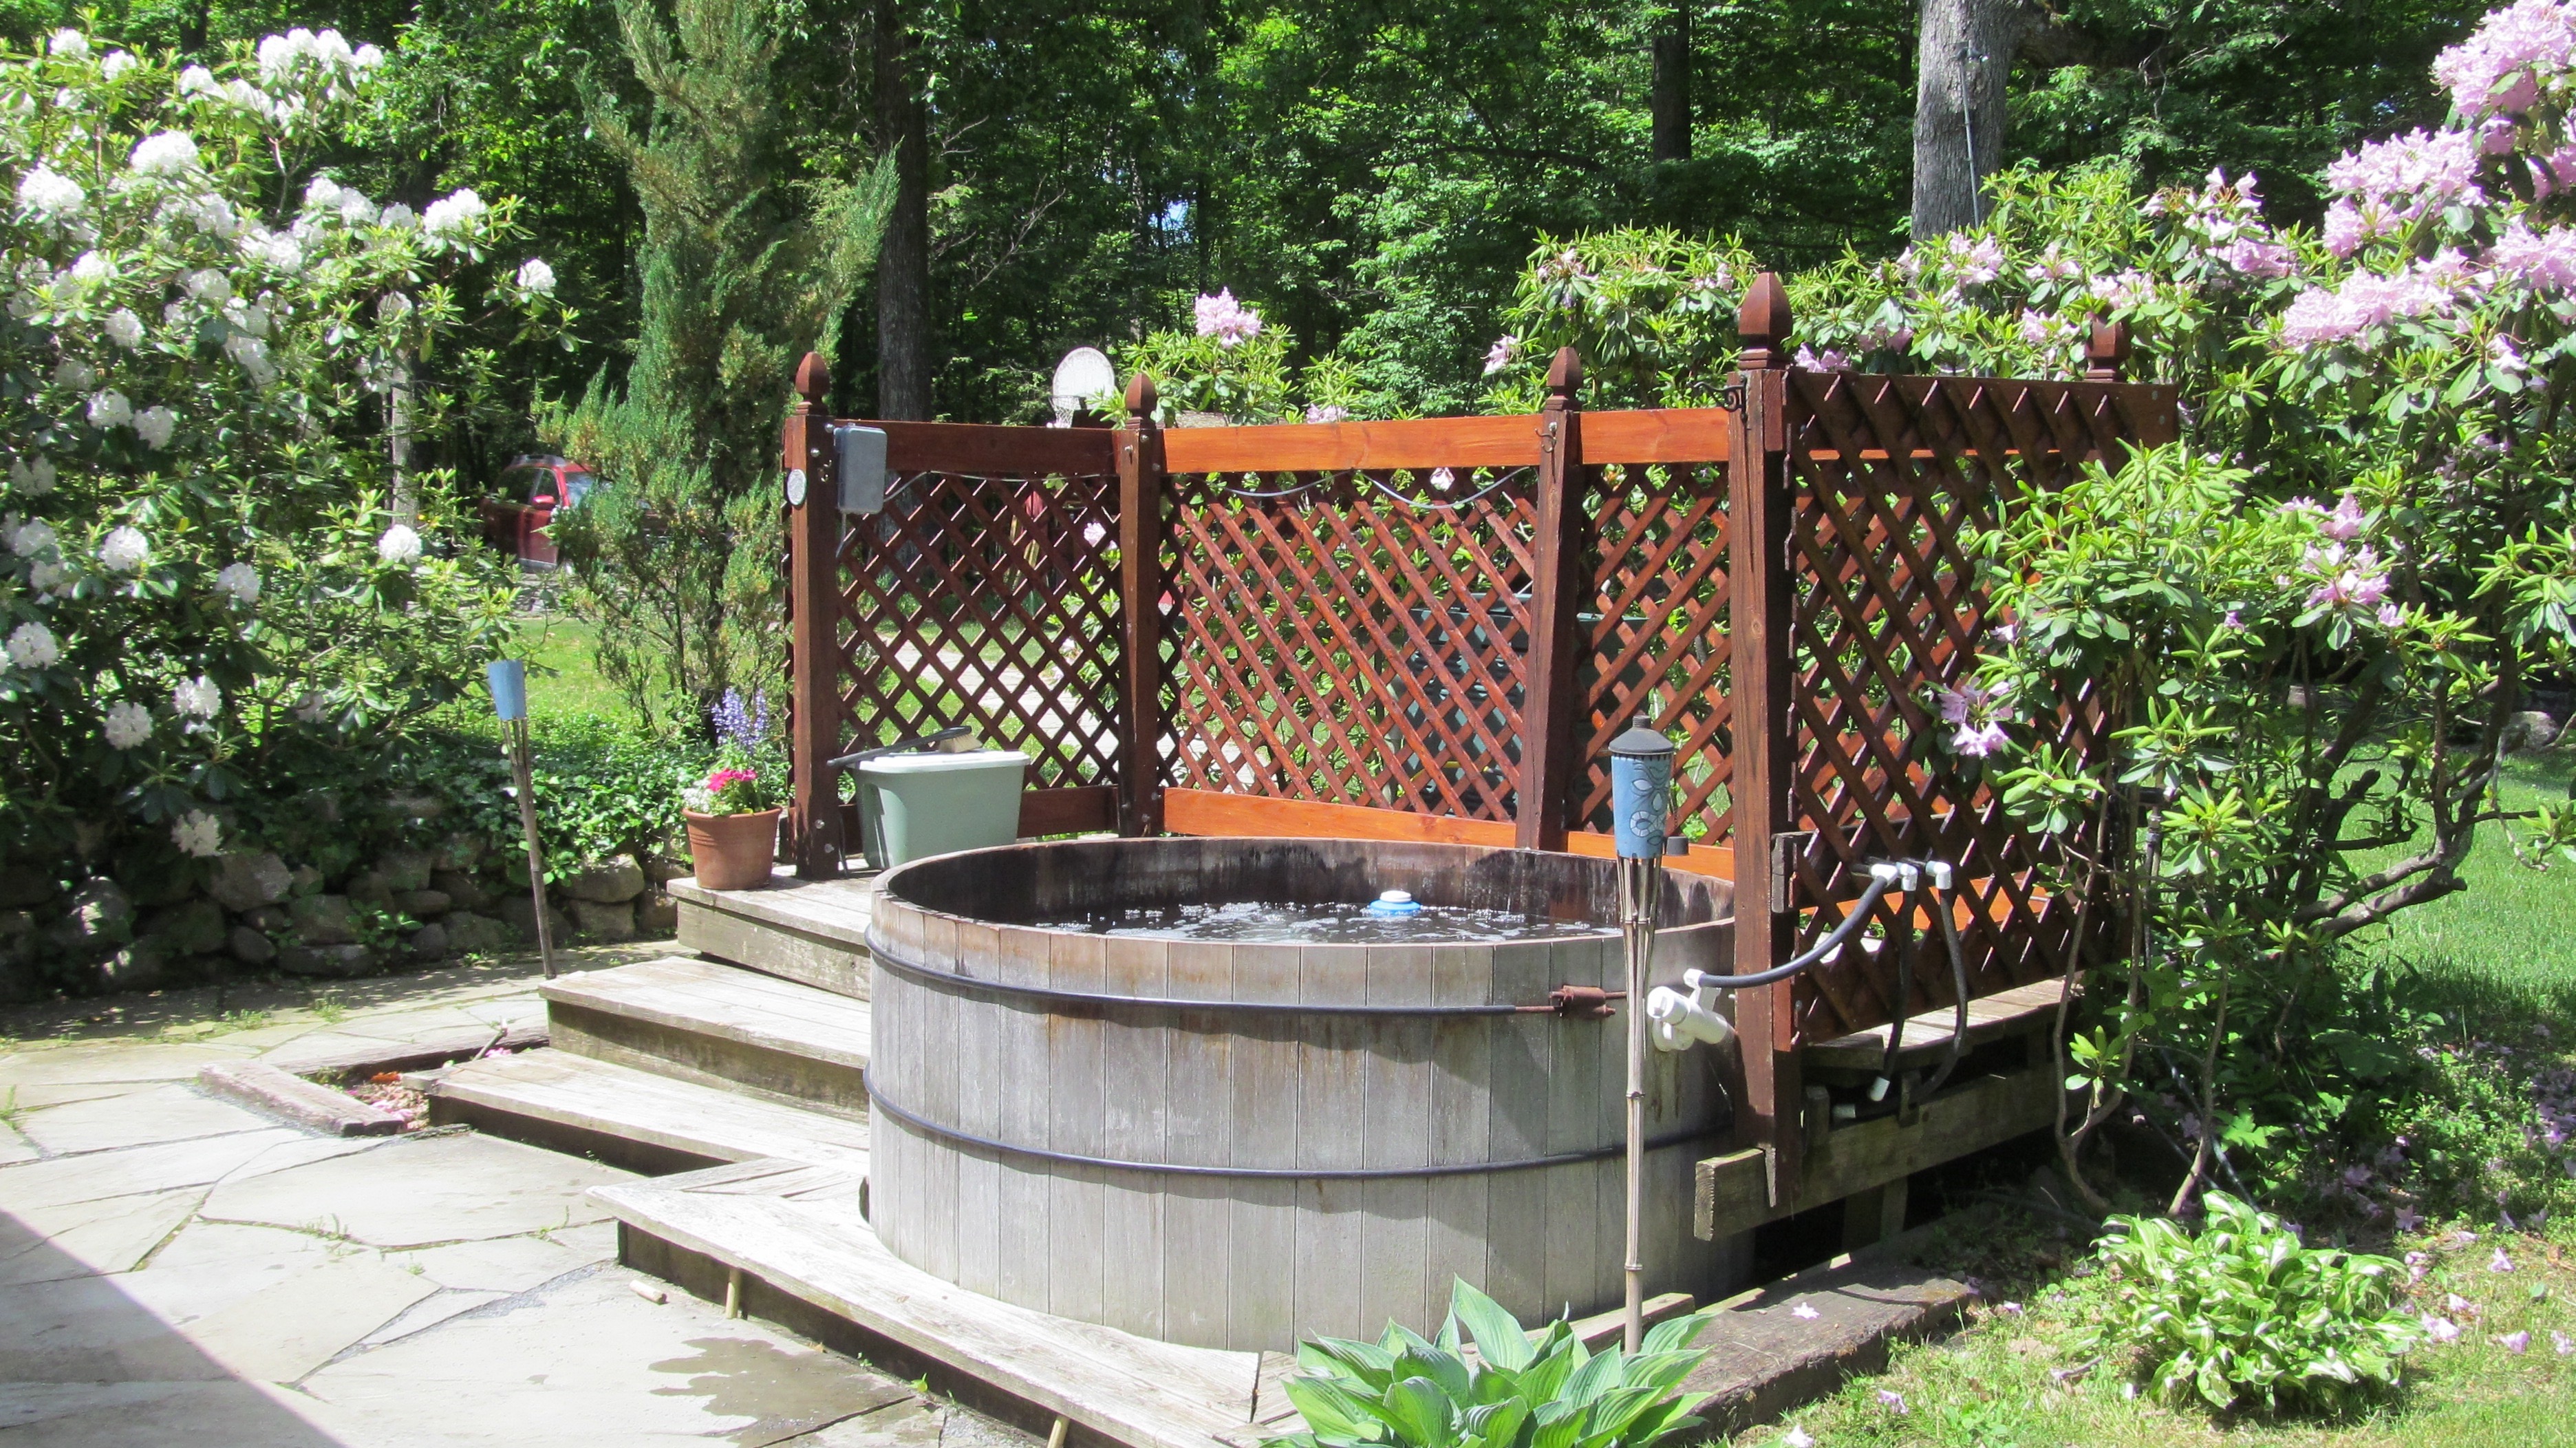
<box><xmin>478</xmin><ymin>455</ymin><xmax>594</xmax><ymax>568</ymax></box>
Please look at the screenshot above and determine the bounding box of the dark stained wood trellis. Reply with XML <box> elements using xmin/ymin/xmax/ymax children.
<box><xmin>781</xmin><ymin>279</ymin><xmax>2177</xmax><ymax>1193</ymax></box>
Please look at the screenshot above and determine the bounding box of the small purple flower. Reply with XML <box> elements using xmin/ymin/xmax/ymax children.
<box><xmin>2500</xmin><ymin>1330</ymin><xmax>2532</xmax><ymax>1354</ymax></box>
<box><xmin>2321</xmin><ymin>492</ymin><xmax>2368</xmax><ymax>541</ymax></box>
<box><xmin>2489</xmin><ymin>1247</ymin><xmax>2515</xmax><ymax>1273</ymax></box>
<box><xmin>1953</xmin><ymin>721</ymin><xmax>2010</xmax><ymax>757</ymax></box>
<box><xmin>2398</xmin><ymin>1206</ymin><xmax>2426</xmax><ymax>1233</ymax></box>
<box><xmin>1876</xmin><ymin>1389</ymin><xmax>1908</xmax><ymax>1415</ymax></box>
<box><xmin>2425</xmin><ymin>1315</ymin><xmax>2462</xmax><ymax>1343</ymax></box>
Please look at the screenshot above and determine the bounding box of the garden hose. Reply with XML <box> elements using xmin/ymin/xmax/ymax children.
<box><xmin>1688</xmin><ymin>862</ymin><xmax>1903</xmax><ymax>989</ymax></box>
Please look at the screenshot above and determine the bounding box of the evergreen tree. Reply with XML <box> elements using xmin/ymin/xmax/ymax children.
<box><xmin>551</xmin><ymin>0</ymin><xmax>893</xmax><ymax>732</ymax></box>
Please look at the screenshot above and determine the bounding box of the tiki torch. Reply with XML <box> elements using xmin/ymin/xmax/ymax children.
<box><xmin>488</xmin><ymin>660</ymin><xmax>555</xmax><ymax>979</ymax></box>
<box><xmin>1608</xmin><ymin>713</ymin><xmax>1682</xmax><ymax>1353</ymax></box>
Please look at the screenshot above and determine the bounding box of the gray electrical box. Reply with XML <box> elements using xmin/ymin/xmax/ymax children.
<box><xmin>835</xmin><ymin>425</ymin><xmax>888</xmax><ymax>514</ymax></box>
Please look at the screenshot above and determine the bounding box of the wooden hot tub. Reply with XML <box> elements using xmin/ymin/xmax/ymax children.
<box><xmin>863</xmin><ymin>835</ymin><xmax>1741</xmax><ymax>1351</ymax></box>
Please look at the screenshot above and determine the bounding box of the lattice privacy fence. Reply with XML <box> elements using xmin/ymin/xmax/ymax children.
<box><xmin>780</xmin><ymin>306</ymin><xmax>2177</xmax><ymax>1061</ymax></box>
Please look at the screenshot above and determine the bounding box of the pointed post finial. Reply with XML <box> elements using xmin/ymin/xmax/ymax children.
<box><xmin>793</xmin><ymin>352</ymin><xmax>830</xmax><ymax>411</ymax></box>
<box><xmin>2085</xmin><ymin>321</ymin><xmax>2132</xmax><ymax>381</ymax></box>
<box><xmin>1124</xmin><ymin>372</ymin><xmax>1159</xmax><ymax>421</ymax></box>
<box><xmin>1735</xmin><ymin>272</ymin><xmax>1791</xmax><ymax>372</ymax></box>
<box><xmin>1545</xmin><ymin>347</ymin><xmax>1582</xmax><ymax>406</ymax></box>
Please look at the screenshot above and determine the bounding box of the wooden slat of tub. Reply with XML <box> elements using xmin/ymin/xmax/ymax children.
<box><xmin>1049</xmin><ymin>932</ymin><xmax>1108</xmax><ymax>1325</ymax></box>
<box><xmin>1229</xmin><ymin>942</ymin><xmax>1299</xmax><ymax>1349</ymax></box>
<box><xmin>1102</xmin><ymin>937</ymin><xmax>1170</xmax><ymax>1341</ymax></box>
<box><xmin>1362</xmin><ymin>944</ymin><xmax>1435</xmax><ymax>1336</ymax></box>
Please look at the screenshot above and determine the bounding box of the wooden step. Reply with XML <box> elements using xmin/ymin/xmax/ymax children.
<box><xmin>595</xmin><ymin>1159</ymin><xmax>1276</xmax><ymax>1448</ymax></box>
<box><xmin>428</xmin><ymin>1049</ymin><xmax>872</xmax><ymax>1178</ymax></box>
<box><xmin>542</xmin><ymin>955</ymin><xmax>872</xmax><ymax>1116</ymax></box>
<box><xmin>669</xmin><ymin>868</ymin><xmax>880</xmax><ymax>999</ymax></box>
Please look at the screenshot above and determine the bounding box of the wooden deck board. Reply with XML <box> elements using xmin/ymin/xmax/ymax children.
<box><xmin>431</xmin><ymin>1050</ymin><xmax>873</xmax><ymax>1173</ymax></box>
<box><xmin>543</xmin><ymin>956</ymin><xmax>874</xmax><ymax>1071</ymax></box>
<box><xmin>598</xmin><ymin>1160</ymin><xmax>1278</xmax><ymax>1448</ymax></box>
<box><xmin>1800</xmin><ymin>977</ymin><xmax>2072</xmax><ymax>1073</ymax></box>
<box><xmin>668</xmin><ymin>869</ymin><xmax>882</xmax><ymax>946</ymax></box>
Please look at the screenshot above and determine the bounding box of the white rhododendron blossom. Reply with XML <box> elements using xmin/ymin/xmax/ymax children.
<box><xmin>134</xmin><ymin>405</ymin><xmax>175</xmax><ymax>449</ymax></box>
<box><xmin>223</xmin><ymin>332</ymin><xmax>276</xmax><ymax>384</ymax></box>
<box><xmin>171</xmin><ymin>674</ymin><xmax>220</xmax><ymax>717</ymax></box>
<box><xmin>0</xmin><ymin>27</ymin><xmax>559</xmax><ymax>881</ymax></box>
<box><xmin>6</xmin><ymin>621</ymin><xmax>59</xmax><ymax>668</ymax></box>
<box><xmin>17</xmin><ymin>165</ymin><xmax>83</xmax><ymax>218</ymax></box>
<box><xmin>171</xmin><ymin>809</ymin><xmax>222</xmax><ymax>858</ymax></box>
<box><xmin>8</xmin><ymin>517</ymin><xmax>56</xmax><ymax>555</ymax></box>
<box><xmin>98</xmin><ymin>524</ymin><xmax>148</xmax><ymax>571</ymax></box>
<box><xmin>420</xmin><ymin>189</ymin><xmax>488</xmax><ymax>243</ymax></box>
<box><xmin>128</xmin><ymin>131</ymin><xmax>201</xmax><ymax>177</ymax></box>
<box><xmin>101</xmin><ymin>700</ymin><xmax>151</xmax><ymax>748</ymax></box>
<box><xmin>214</xmin><ymin>560</ymin><xmax>261</xmax><ymax>603</ymax></box>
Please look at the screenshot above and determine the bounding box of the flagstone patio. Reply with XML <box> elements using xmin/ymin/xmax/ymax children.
<box><xmin>0</xmin><ymin>950</ymin><xmax>1033</xmax><ymax>1448</ymax></box>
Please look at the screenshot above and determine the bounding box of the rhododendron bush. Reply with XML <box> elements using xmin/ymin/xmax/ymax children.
<box><xmin>1465</xmin><ymin>2</ymin><xmax>2576</xmax><ymax>1218</ymax></box>
<box><xmin>0</xmin><ymin>29</ymin><xmax>561</xmax><ymax>930</ymax></box>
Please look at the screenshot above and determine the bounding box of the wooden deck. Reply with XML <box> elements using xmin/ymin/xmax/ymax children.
<box><xmin>598</xmin><ymin>1159</ymin><xmax>1291</xmax><ymax>1448</ymax></box>
<box><xmin>1800</xmin><ymin>977</ymin><xmax>2072</xmax><ymax>1078</ymax></box>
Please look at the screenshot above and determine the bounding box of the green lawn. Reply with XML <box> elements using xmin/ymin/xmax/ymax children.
<box><xmin>2364</xmin><ymin>754</ymin><xmax>2576</xmax><ymax>1005</ymax></box>
<box><xmin>513</xmin><ymin>615</ymin><xmax>642</xmax><ymax>723</ymax></box>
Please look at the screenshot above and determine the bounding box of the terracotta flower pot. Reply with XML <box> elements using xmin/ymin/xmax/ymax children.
<box><xmin>684</xmin><ymin>808</ymin><xmax>782</xmax><ymax>891</ymax></box>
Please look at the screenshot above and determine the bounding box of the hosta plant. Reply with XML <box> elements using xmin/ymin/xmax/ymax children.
<box><xmin>1277</xmin><ymin>1279</ymin><xmax>1717</xmax><ymax>1448</ymax></box>
<box><xmin>2089</xmin><ymin>1191</ymin><xmax>2421</xmax><ymax>1414</ymax></box>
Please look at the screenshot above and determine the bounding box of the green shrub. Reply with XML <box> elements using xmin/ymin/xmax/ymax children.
<box><xmin>1278</xmin><ymin>1279</ymin><xmax>1716</xmax><ymax>1448</ymax></box>
<box><xmin>2088</xmin><ymin>1192</ymin><xmax>2420</xmax><ymax>1414</ymax></box>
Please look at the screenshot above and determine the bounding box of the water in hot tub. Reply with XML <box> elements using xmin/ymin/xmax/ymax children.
<box><xmin>1047</xmin><ymin>899</ymin><xmax>1605</xmax><ymax>944</ymax></box>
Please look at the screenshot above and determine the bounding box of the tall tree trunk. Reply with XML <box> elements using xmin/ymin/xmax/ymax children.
<box><xmin>1911</xmin><ymin>0</ymin><xmax>2026</xmax><ymax>238</ymax></box>
<box><xmin>1651</xmin><ymin>5</ymin><xmax>1692</xmax><ymax>164</ymax></box>
<box><xmin>874</xmin><ymin>0</ymin><xmax>932</xmax><ymax>420</ymax></box>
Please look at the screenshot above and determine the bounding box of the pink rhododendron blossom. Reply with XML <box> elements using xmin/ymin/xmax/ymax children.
<box><xmin>1481</xmin><ymin>334</ymin><xmax>1519</xmax><ymax>376</ymax></box>
<box><xmin>2500</xmin><ymin>1330</ymin><xmax>2533</xmax><ymax>1353</ymax></box>
<box><xmin>2024</xmin><ymin>246</ymin><xmax>2081</xmax><ymax>284</ymax></box>
<box><xmin>2534</xmin><ymin>140</ymin><xmax>2576</xmax><ymax>194</ymax></box>
<box><xmin>1790</xmin><ymin>345</ymin><xmax>1849</xmax><ymax>372</ymax></box>
<box><xmin>2327</xmin><ymin>128</ymin><xmax>2485</xmax><ymax>213</ymax></box>
<box><xmin>2488</xmin><ymin>220</ymin><xmax>2576</xmax><ymax>290</ymax></box>
<box><xmin>2090</xmin><ymin>270</ymin><xmax>2154</xmax><ymax>308</ymax></box>
<box><xmin>2425</xmin><ymin>1315</ymin><xmax>2462</xmax><ymax>1343</ymax></box>
<box><xmin>2213</xmin><ymin>234</ymin><xmax>2295</xmax><ymax>279</ymax></box>
<box><xmin>1192</xmin><ymin>289</ymin><xmax>1263</xmax><ymax>348</ymax></box>
<box><xmin>2321</xmin><ymin>493</ymin><xmax>2369</xmax><ymax>541</ymax></box>
<box><xmin>2433</xmin><ymin>0</ymin><xmax>2576</xmax><ymax>117</ymax></box>
<box><xmin>1303</xmin><ymin>403</ymin><xmax>1349</xmax><ymax>423</ymax></box>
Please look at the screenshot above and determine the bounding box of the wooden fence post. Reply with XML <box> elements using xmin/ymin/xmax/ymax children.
<box><xmin>786</xmin><ymin>352</ymin><xmax>844</xmax><ymax>879</ymax></box>
<box><xmin>2085</xmin><ymin>320</ymin><xmax>2132</xmax><ymax>382</ymax></box>
<box><xmin>1727</xmin><ymin>273</ymin><xmax>1803</xmax><ymax>1203</ymax></box>
<box><xmin>1116</xmin><ymin>374</ymin><xmax>1169</xmax><ymax>837</ymax></box>
<box><xmin>1516</xmin><ymin>347</ymin><xmax>1588</xmax><ymax>853</ymax></box>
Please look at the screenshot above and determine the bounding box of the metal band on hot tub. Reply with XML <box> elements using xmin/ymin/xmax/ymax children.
<box><xmin>861</xmin><ymin>1065</ymin><xmax>1717</xmax><ymax>1180</ymax></box>
<box><xmin>865</xmin><ymin>929</ymin><xmax>1593</xmax><ymax>1016</ymax></box>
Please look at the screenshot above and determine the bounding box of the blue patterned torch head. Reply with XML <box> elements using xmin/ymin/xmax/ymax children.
<box><xmin>1608</xmin><ymin>713</ymin><xmax>1676</xmax><ymax>860</ymax></box>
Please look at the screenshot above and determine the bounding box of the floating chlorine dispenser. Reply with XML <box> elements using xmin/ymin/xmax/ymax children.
<box><xmin>1364</xmin><ymin>889</ymin><xmax>1421</xmax><ymax>917</ymax></box>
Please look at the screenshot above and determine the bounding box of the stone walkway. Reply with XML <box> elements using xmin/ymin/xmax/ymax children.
<box><xmin>0</xmin><ymin>950</ymin><xmax>1033</xmax><ymax>1448</ymax></box>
